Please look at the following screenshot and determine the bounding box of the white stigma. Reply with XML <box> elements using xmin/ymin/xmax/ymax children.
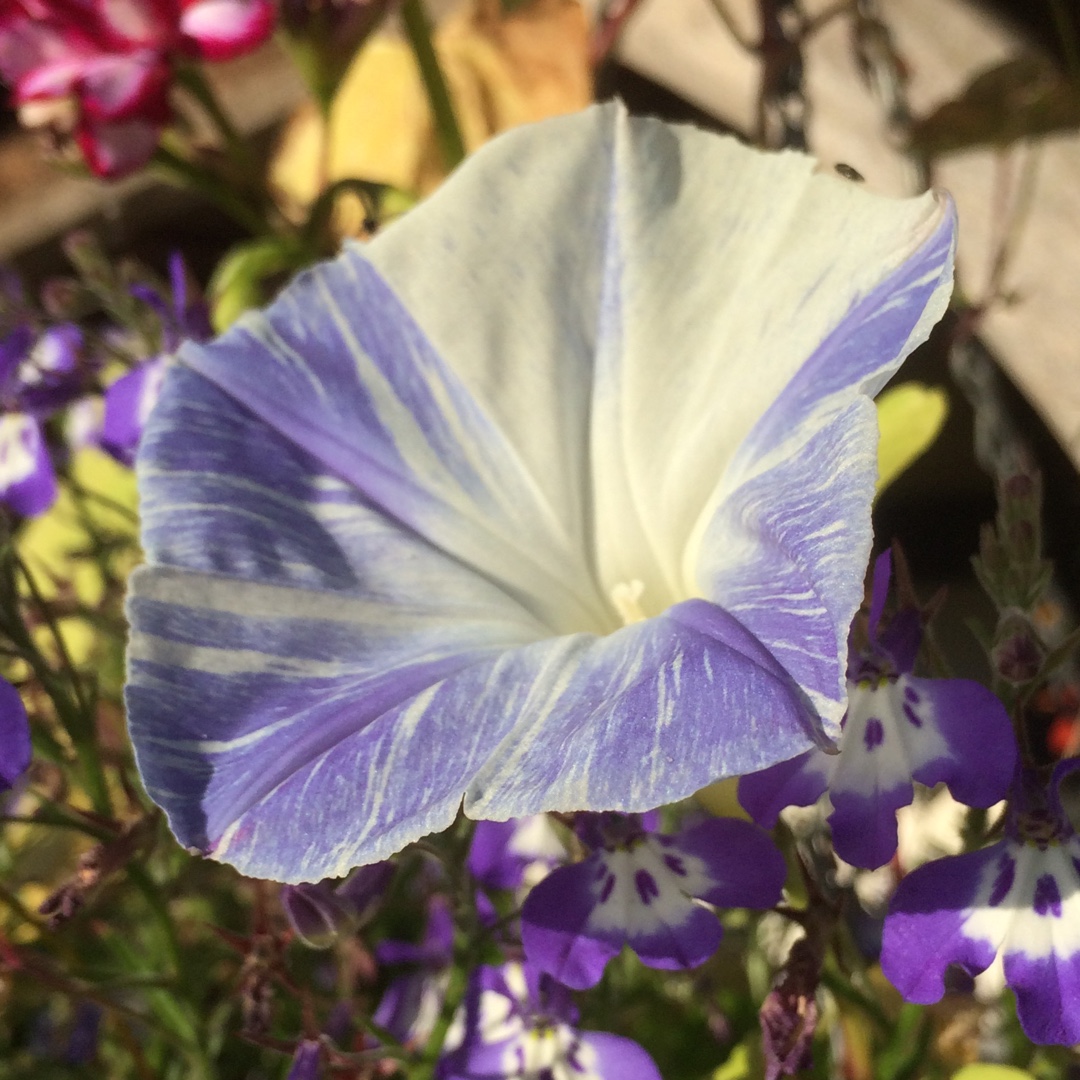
<box><xmin>611</xmin><ymin>579</ymin><xmax>647</xmax><ymax>626</ymax></box>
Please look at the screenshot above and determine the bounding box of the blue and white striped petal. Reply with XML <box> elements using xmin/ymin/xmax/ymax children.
<box><xmin>126</xmin><ymin>102</ymin><xmax>956</xmax><ymax>881</ymax></box>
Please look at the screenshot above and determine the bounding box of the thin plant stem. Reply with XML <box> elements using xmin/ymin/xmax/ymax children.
<box><xmin>1048</xmin><ymin>0</ymin><xmax>1080</xmax><ymax>76</ymax></box>
<box><xmin>173</xmin><ymin>62</ymin><xmax>257</xmax><ymax>172</ymax></box>
<box><xmin>152</xmin><ymin>144</ymin><xmax>270</xmax><ymax>237</ymax></box>
<box><xmin>401</xmin><ymin>0</ymin><xmax>466</xmax><ymax>171</ymax></box>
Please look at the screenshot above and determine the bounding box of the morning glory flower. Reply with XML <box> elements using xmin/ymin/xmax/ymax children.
<box><xmin>1</xmin><ymin>677</ymin><xmax>32</xmax><ymax>792</ymax></box>
<box><xmin>881</xmin><ymin>761</ymin><xmax>1080</xmax><ymax>1045</ymax></box>
<box><xmin>521</xmin><ymin>811</ymin><xmax>785</xmax><ymax>988</ymax></box>
<box><xmin>738</xmin><ymin>552</ymin><xmax>1017</xmax><ymax>868</ymax></box>
<box><xmin>125</xmin><ymin>102</ymin><xmax>956</xmax><ymax>883</ymax></box>
<box><xmin>435</xmin><ymin>962</ymin><xmax>661</xmax><ymax>1080</ymax></box>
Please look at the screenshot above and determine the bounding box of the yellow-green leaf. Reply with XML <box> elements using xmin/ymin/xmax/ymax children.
<box><xmin>951</xmin><ymin>1066</ymin><xmax>1036</xmax><ymax>1080</ymax></box>
<box><xmin>876</xmin><ymin>382</ymin><xmax>948</xmax><ymax>494</ymax></box>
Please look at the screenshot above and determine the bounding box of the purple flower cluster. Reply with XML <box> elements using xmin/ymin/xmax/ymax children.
<box><xmin>739</xmin><ymin>551</ymin><xmax>1017</xmax><ymax>869</ymax></box>
<box><xmin>882</xmin><ymin>761</ymin><xmax>1080</xmax><ymax>1045</ymax></box>
<box><xmin>436</xmin><ymin>963</ymin><xmax>661</xmax><ymax>1080</ymax></box>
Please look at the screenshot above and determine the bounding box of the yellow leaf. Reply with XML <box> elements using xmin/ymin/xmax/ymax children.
<box><xmin>271</xmin><ymin>0</ymin><xmax>591</xmax><ymax>235</ymax></box>
<box><xmin>876</xmin><ymin>382</ymin><xmax>949</xmax><ymax>494</ymax></box>
<box><xmin>17</xmin><ymin>448</ymin><xmax>139</xmax><ymax>665</ymax></box>
<box><xmin>694</xmin><ymin>777</ymin><xmax>752</xmax><ymax>820</ymax></box>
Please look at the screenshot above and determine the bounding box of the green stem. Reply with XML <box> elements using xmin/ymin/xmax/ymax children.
<box><xmin>7</xmin><ymin>558</ymin><xmax>111</xmax><ymax>817</ymax></box>
<box><xmin>152</xmin><ymin>145</ymin><xmax>270</xmax><ymax>238</ymax></box>
<box><xmin>820</xmin><ymin>967</ymin><xmax>890</xmax><ymax>1031</ymax></box>
<box><xmin>401</xmin><ymin>0</ymin><xmax>466</xmax><ymax>171</ymax></box>
<box><xmin>126</xmin><ymin>864</ymin><xmax>183</xmax><ymax>976</ymax></box>
<box><xmin>1048</xmin><ymin>0</ymin><xmax>1080</xmax><ymax>77</ymax></box>
<box><xmin>174</xmin><ymin>62</ymin><xmax>256</xmax><ymax>171</ymax></box>
<box><xmin>0</xmin><ymin>878</ymin><xmax>44</xmax><ymax>926</ymax></box>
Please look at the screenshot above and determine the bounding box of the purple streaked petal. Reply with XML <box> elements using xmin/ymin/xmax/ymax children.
<box><xmin>737</xmin><ymin>747</ymin><xmax>833</xmax><ymax>828</ymax></box>
<box><xmin>127</xmin><ymin>368</ymin><xmax>821</xmax><ymax>880</ymax></box>
<box><xmin>520</xmin><ymin>856</ymin><xmax>622</xmax><ymax>989</ymax></box>
<box><xmin>696</xmin><ymin>207</ymin><xmax>955</xmax><ymax>732</ymax></box>
<box><xmin>129</xmin><ymin>104</ymin><xmax>955</xmax><ymax>882</ymax></box>
<box><xmin>0</xmin><ymin>678</ymin><xmax>31</xmax><ymax>790</ymax></box>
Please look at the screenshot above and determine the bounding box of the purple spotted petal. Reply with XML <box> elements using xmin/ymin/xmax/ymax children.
<box><xmin>374</xmin><ymin>969</ymin><xmax>447</xmax><ymax>1046</ymax></box>
<box><xmin>827</xmin><ymin>675</ymin><xmax>1016</xmax><ymax>868</ymax></box>
<box><xmin>737</xmin><ymin>747</ymin><xmax>833</xmax><ymax>828</ymax></box>
<box><xmin>664</xmin><ymin>817</ymin><xmax>786</xmax><ymax>908</ymax></box>
<box><xmin>126</xmin><ymin>104</ymin><xmax>956</xmax><ymax>882</ymax></box>
<box><xmin>885</xmin><ymin>835</ymin><xmax>1080</xmax><ymax>1045</ymax></box>
<box><xmin>522</xmin><ymin>818</ymin><xmax>781</xmax><ymax>988</ymax></box>
<box><xmin>880</xmin><ymin>844</ymin><xmax>1003</xmax><ymax>1003</ymax></box>
<box><xmin>0</xmin><ymin>677</ymin><xmax>32</xmax><ymax>791</ymax></box>
<box><xmin>1004</xmin><ymin>940</ymin><xmax>1080</xmax><ymax>1046</ymax></box>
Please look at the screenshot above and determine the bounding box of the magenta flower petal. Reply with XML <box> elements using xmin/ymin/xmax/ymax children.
<box><xmin>179</xmin><ymin>0</ymin><xmax>274</xmax><ymax>60</ymax></box>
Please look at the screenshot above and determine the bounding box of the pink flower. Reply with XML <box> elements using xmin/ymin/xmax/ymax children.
<box><xmin>0</xmin><ymin>0</ymin><xmax>274</xmax><ymax>177</ymax></box>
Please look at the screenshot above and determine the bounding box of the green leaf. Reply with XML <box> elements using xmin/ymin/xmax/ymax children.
<box><xmin>209</xmin><ymin>237</ymin><xmax>307</xmax><ymax>332</ymax></box>
<box><xmin>910</xmin><ymin>56</ymin><xmax>1080</xmax><ymax>156</ymax></box>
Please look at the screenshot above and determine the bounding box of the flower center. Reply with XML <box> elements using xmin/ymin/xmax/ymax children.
<box><xmin>610</xmin><ymin>579</ymin><xmax>647</xmax><ymax>626</ymax></box>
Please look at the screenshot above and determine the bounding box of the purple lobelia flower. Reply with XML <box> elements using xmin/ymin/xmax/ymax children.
<box><xmin>281</xmin><ymin>859</ymin><xmax>395</xmax><ymax>947</ymax></box>
<box><xmin>0</xmin><ymin>321</ymin><xmax>86</xmax><ymax>517</ymax></box>
<box><xmin>374</xmin><ymin>895</ymin><xmax>456</xmax><ymax>1046</ymax></box>
<box><xmin>436</xmin><ymin>962</ymin><xmax>661</xmax><ymax>1080</ymax></box>
<box><xmin>521</xmin><ymin>811</ymin><xmax>785</xmax><ymax>988</ymax></box>
<box><xmin>881</xmin><ymin>760</ymin><xmax>1080</xmax><ymax>1045</ymax></box>
<box><xmin>469</xmin><ymin>816</ymin><xmax>568</xmax><ymax>893</ymax></box>
<box><xmin>101</xmin><ymin>254</ymin><xmax>211</xmax><ymax>466</ymax></box>
<box><xmin>124</xmin><ymin>102</ymin><xmax>957</xmax><ymax>883</ymax></box>
<box><xmin>0</xmin><ymin>678</ymin><xmax>31</xmax><ymax>792</ymax></box>
<box><xmin>738</xmin><ymin>551</ymin><xmax>1017</xmax><ymax>868</ymax></box>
